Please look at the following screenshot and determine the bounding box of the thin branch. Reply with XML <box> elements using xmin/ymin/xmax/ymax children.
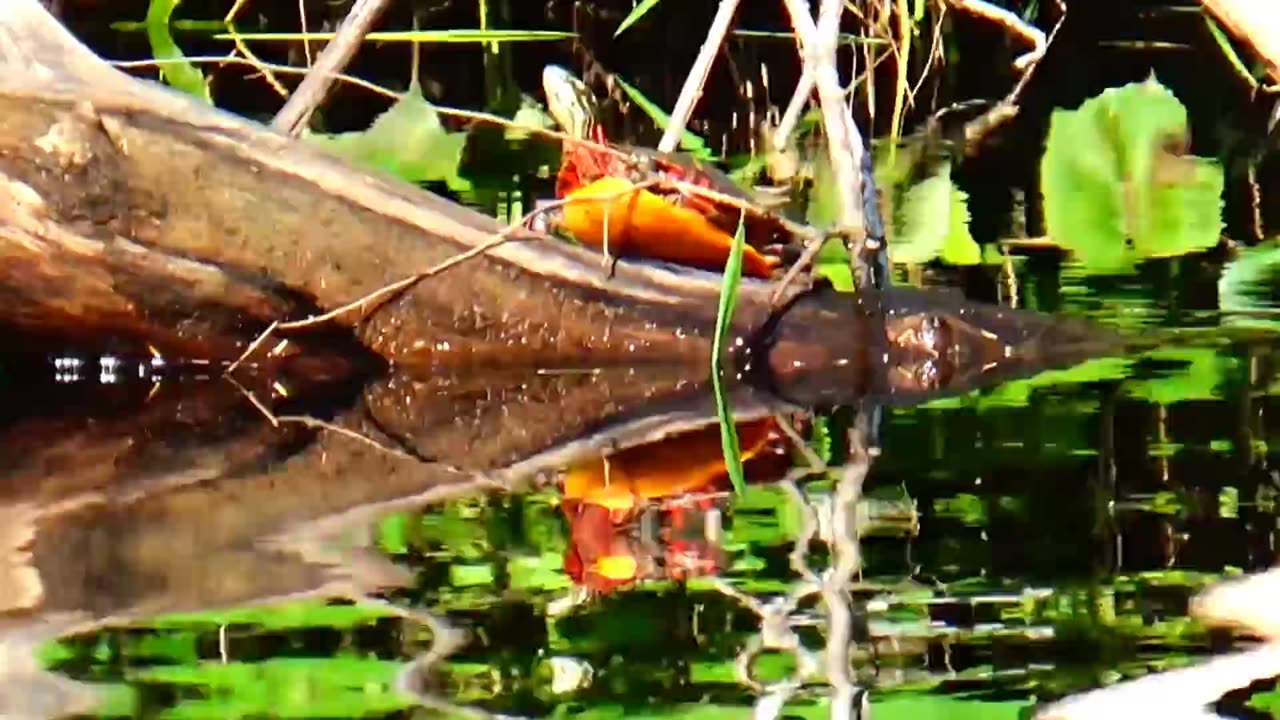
<box><xmin>272</xmin><ymin>0</ymin><xmax>392</xmax><ymax>136</ymax></box>
<box><xmin>110</xmin><ymin>55</ymin><xmax>401</xmax><ymax>100</ymax></box>
<box><xmin>225</xmin><ymin>180</ymin><xmax>662</xmax><ymax>372</ymax></box>
<box><xmin>947</xmin><ymin>0</ymin><xmax>1046</xmax><ymax>71</ymax></box>
<box><xmin>658</xmin><ymin>0</ymin><xmax>743</xmax><ymax>154</ymax></box>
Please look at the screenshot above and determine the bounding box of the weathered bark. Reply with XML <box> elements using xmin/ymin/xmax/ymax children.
<box><xmin>0</xmin><ymin>0</ymin><xmax>793</xmax><ymax>369</ymax></box>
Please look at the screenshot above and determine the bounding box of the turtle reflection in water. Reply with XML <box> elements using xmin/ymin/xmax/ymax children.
<box><xmin>559</xmin><ymin>419</ymin><xmax>789</xmax><ymax>594</ymax></box>
<box><xmin>885</xmin><ymin>313</ymin><xmax>952</xmax><ymax>393</ymax></box>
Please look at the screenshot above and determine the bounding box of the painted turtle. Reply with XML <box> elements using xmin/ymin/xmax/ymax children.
<box><xmin>540</xmin><ymin>65</ymin><xmax>797</xmax><ymax>278</ymax></box>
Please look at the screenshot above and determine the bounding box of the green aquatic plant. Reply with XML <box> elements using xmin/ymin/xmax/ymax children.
<box><xmin>1040</xmin><ymin>75</ymin><xmax>1224</xmax><ymax>273</ymax></box>
<box><xmin>215</xmin><ymin>29</ymin><xmax>577</xmax><ymax>43</ymax></box>
<box><xmin>711</xmin><ymin>213</ymin><xmax>748</xmax><ymax>495</ymax></box>
<box><xmin>306</xmin><ymin>83</ymin><xmax>470</xmax><ymax>192</ymax></box>
<box><xmin>143</xmin><ymin>0</ymin><xmax>210</xmax><ymax>102</ymax></box>
<box><xmin>809</xmin><ymin>137</ymin><xmax>980</xmax><ymax>272</ymax></box>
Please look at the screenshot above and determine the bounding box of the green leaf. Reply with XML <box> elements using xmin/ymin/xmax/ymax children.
<box><xmin>307</xmin><ymin>84</ymin><xmax>470</xmax><ymax>192</ymax></box>
<box><xmin>144</xmin><ymin>0</ymin><xmax>211</xmax><ymax>103</ymax></box>
<box><xmin>216</xmin><ymin>29</ymin><xmax>577</xmax><ymax>43</ymax></box>
<box><xmin>711</xmin><ymin>214</ymin><xmax>748</xmax><ymax>495</ymax></box>
<box><xmin>1040</xmin><ymin>76</ymin><xmax>1224</xmax><ymax>273</ymax></box>
<box><xmin>615</xmin><ymin>0</ymin><xmax>665</xmax><ymax>37</ymax></box>
<box><xmin>611</xmin><ymin>75</ymin><xmax>714</xmax><ymax>159</ymax></box>
<box><xmin>814</xmin><ymin>237</ymin><xmax>856</xmax><ymax>292</ymax></box>
<box><xmin>889</xmin><ymin>160</ymin><xmax>980</xmax><ymax>265</ymax></box>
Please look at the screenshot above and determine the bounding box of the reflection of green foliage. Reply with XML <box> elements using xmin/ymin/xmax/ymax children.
<box><xmin>1218</xmin><ymin>241</ymin><xmax>1280</xmax><ymax>330</ymax></box>
<box><xmin>1040</xmin><ymin>76</ymin><xmax>1224</xmax><ymax>273</ymax></box>
<box><xmin>131</xmin><ymin>657</ymin><xmax>412</xmax><ymax>719</ymax></box>
<box><xmin>1248</xmin><ymin>687</ymin><xmax>1280</xmax><ymax>717</ymax></box>
<box><xmin>149</xmin><ymin>601</ymin><xmax>399</xmax><ymax>632</ymax></box>
<box><xmin>510</xmin><ymin>552</ymin><xmax>572</xmax><ymax>592</ymax></box>
<box><xmin>883</xmin><ymin>161</ymin><xmax>980</xmax><ymax>266</ymax></box>
<box><xmin>933</xmin><ymin>494</ymin><xmax>987</xmax><ymax>526</ymax></box>
<box><xmin>307</xmin><ymin>84</ymin><xmax>470</xmax><ymax>192</ymax></box>
<box><xmin>924</xmin><ymin>343</ymin><xmax>1238</xmax><ymax>413</ymax></box>
<box><xmin>1123</xmin><ymin>347</ymin><xmax>1236</xmax><ymax>405</ymax></box>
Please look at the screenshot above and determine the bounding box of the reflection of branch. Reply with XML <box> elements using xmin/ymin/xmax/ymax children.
<box><xmin>1038</xmin><ymin>568</ymin><xmax>1280</xmax><ymax>720</ymax></box>
<box><xmin>720</xmin><ymin>409</ymin><xmax>878</xmax><ymax>720</ymax></box>
<box><xmin>390</xmin><ymin>603</ymin><xmax>508</xmax><ymax>719</ymax></box>
<box><xmin>823</xmin><ymin>412</ymin><xmax>872</xmax><ymax>720</ymax></box>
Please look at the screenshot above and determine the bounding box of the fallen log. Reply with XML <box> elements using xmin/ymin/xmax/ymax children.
<box><xmin>0</xmin><ymin>0</ymin><xmax>786</xmax><ymax>369</ymax></box>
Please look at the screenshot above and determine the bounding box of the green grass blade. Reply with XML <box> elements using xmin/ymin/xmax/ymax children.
<box><xmin>144</xmin><ymin>0</ymin><xmax>211</xmax><ymax>102</ymax></box>
<box><xmin>214</xmin><ymin>29</ymin><xmax>577</xmax><ymax>43</ymax></box>
<box><xmin>615</xmin><ymin>0</ymin><xmax>665</xmax><ymax>37</ymax></box>
<box><xmin>711</xmin><ymin>213</ymin><xmax>748</xmax><ymax>495</ymax></box>
<box><xmin>611</xmin><ymin>75</ymin><xmax>714</xmax><ymax>159</ymax></box>
<box><xmin>1202</xmin><ymin>15</ymin><xmax>1262</xmax><ymax>90</ymax></box>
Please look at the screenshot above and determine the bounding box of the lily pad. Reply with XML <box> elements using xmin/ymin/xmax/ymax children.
<box><xmin>1040</xmin><ymin>76</ymin><xmax>1224</xmax><ymax>273</ymax></box>
<box><xmin>307</xmin><ymin>83</ymin><xmax>470</xmax><ymax>192</ymax></box>
<box><xmin>888</xmin><ymin>160</ymin><xmax>981</xmax><ymax>266</ymax></box>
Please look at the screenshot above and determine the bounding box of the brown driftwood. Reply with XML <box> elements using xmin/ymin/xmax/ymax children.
<box><xmin>0</xmin><ymin>0</ymin><xmax>794</xmax><ymax>369</ymax></box>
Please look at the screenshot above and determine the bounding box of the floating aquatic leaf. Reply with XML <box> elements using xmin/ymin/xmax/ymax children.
<box><xmin>890</xmin><ymin>160</ymin><xmax>981</xmax><ymax>265</ymax></box>
<box><xmin>144</xmin><ymin>0</ymin><xmax>211</xmax><ymax>103</ymax></box>
<box><xmin>1040</xmin><ymin>76</ymin><xmax>1224</xmax><ymax>273</ymax></box>
<box><xmin>307</xmin><ymin>84</ymin><xmax>470</xmax><ymax>192</ymax></box>
<box><xmin>507</xmin><ymin>95</ymin><xmax>556</xmax><ymax>140</ymax></box>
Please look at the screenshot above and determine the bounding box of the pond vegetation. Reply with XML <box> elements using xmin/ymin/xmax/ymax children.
<box><xmin>4</xmin><ymin>0</ymin><xmax>1280</xmax><ymax>718</ymax></box>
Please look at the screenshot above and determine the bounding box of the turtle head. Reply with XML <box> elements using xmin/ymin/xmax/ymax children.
<box><xmin>542</xmin><ymin>65</ymin><xmax>604</xmax><ymax>143</ymax></box>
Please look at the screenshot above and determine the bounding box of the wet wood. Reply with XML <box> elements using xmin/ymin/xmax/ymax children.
<box><xmin>0</xmin><ymin>0</ymin><xmax>794</xmax><ymax>368</ymax></box>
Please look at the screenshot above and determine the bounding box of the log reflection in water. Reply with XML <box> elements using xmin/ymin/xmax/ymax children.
<box><xmin>0</xmin><ymin>358</ymin><xmax>789</xmax><ymax>719</ymax></box>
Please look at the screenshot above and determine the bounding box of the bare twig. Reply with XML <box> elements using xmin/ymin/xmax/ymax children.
<box><xmin>272</xmin><ymin>0</ymin><xmax>392</xmax><ymax>136</ymax></box>
<box><xmin>111</xmin><ymin>55</ymin><xmax>402</xmax><ymax>100</ymax></box>
<box><xmin>947</xmin><ymin>0</ymin><xmax>1046</xmax><ymax>71</ymax></box>
<box><xmin>658</xmin><ymin>0</ymin><xmax>743</xmax><ymax>154</ymax></box>
<box><xmin>772</xmin><ymin>63</ymin><xmax>814</xmax><ymax>150</ymax></box>
<box><xmin>782</xmin><ymin>0</ymin><xmax>866</xmax><ymax>236</ymax></box>
<box><xmin>225</xmin><ymin>180</ymin><xmax>663</xmax><ymax>372</ymax></box>
<box><xmin>224</xmin><ymin>0</ymin><xmax>289</xmax><ymax>98</ymax></box>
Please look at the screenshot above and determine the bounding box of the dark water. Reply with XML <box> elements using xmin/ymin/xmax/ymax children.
<box><xmin>4</xmin><ymin>1</ymin><xmax>1280</xmax><ymax>718</ymax></box>
<box><xmin>4</xmin><ymin>264</ymin><xmax>1280</xmax><ymax>719</ymax></box>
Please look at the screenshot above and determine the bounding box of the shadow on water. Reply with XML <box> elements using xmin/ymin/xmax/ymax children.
<box><xmin>1</xmin><ymin>282</ymin><xmax>1278</xmax><ymax>719</ymax></box>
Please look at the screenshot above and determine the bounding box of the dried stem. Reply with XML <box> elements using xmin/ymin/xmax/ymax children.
<box><xmin>657</xmin><ymin>0</ymin><xmax>743</xmax><ymax>154</ymax></box>
<box><xmin>948</xmin><ymin>0</ymin><xmax>1047</xmax><ymax>71</ymax></box>
<box><xmin>225</xmin><ymin>180</ymin><xmax>661</xmax><ymax>372</ymax></box>
<box><xmin>271</xmin><ymin>0</ymin><xmax>391</xmax><ymax>136</ymax></box>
